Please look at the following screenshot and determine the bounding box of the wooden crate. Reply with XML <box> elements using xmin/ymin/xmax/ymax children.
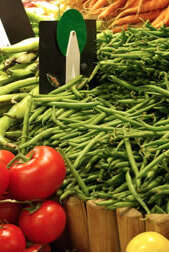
<box><xmin>57</xmin><ymin>196</ymin><xmax>169</xmax><ymax>252</ymax></box>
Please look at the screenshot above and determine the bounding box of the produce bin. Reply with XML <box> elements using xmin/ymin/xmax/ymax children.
<box><xmin>61</xmin><ymin>196</ymin><xmax>169</xmax><ymax>252</ymax></box>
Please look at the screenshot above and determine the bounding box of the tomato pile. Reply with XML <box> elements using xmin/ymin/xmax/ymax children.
<box><xmin>0</xmin><ymin>146</ymin><xmax>66</xmax><ymax>252</ymax></box>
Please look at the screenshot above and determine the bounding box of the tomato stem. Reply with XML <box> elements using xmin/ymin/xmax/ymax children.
<box><xmin>7</xmin><ymin>153</ymin><xmax>30</xmax><ymax>168</ymax></box>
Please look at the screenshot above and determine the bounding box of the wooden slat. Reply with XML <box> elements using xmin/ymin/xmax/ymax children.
<box><xmin>87</xmin><ymin>199</ymin><xmax>120</xmax><ymax>252</ymax></box>
<box><xmin>64</xmin><ymin>196</ymin><xmax>89</xmax><ymax>251</ymax></box>
<box><xmin>146</xmin><ymin>214</ymin><xmax>169</xmax><ymax>239</ymax></box>
<box><xmin>116</xmin><ymin>207</ymin><xmax>145</xmax><ymax>251</ymax></box>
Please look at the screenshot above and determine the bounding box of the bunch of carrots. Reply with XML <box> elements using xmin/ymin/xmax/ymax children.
<box><xmin>69</xmin><ymin>0</ymin><xmax>169</xmax><ymax>32</ymax></box>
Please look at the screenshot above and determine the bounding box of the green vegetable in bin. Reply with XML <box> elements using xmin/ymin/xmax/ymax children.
<box><xmin>1</xmin><ymin>23</ymin><xmax>169</xmax><ymax>215</ymax></box>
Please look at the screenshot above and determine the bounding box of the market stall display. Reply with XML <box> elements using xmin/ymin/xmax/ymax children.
<box><xmin>1</xmin><ymin>22</ymin><xmax>169</xmax><ymax>250</ymax></box>
<box><xmin>1</xmin><ymin>0</ymin><xmax>169</xmax><ymax>251</ymax></box>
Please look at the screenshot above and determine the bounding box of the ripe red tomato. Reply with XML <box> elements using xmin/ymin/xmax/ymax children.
<box><xmin>0</xmin><ymin>162</ymin><xmax>10</xmax><ymax>196</ymax></box>
<box><xmin>9</xmin><ymin>146</ymin><xmax>66</xmax><ymax>200</ymax></box>
<box><xmin>0</xmin><ymin>150</ymin><xmax>15</xmax><ymax>168</ymax></box>
<box><xmin>0</xmin><ymin>224</ymin><xmax>26</xmax><ymax>252</ymax></box>
<box><xmin>19</xmin><ymin>200</ymin><xmax>66</xmax><ymax>244</ymax></box>
<box><xmin>24</xmin><ymin>243</ymin><xmax>51</xmax><ymax>252</ymax></box>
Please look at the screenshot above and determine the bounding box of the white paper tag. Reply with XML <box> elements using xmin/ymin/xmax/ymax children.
<box><xmin>66</xmin><ymin>31</ymin><xmax>80</xmax><ymax>83</ymax></box>
<box><xmin>0</xmin><ymin>18</ymin><xmax>11</xmax><ymax>47</ymax></box>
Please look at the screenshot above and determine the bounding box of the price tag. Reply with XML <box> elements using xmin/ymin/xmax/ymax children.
<box><xmin>39</xmin><ymin>18</ymin><xmax>97</xmax><ymax>94</ymax></box>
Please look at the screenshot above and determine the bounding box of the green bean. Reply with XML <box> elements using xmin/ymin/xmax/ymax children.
<box><xmin>74</xmin><ymin>188</ymin><xmax>91</xmax><ymax>201</ymax></box>
<box><xmin>59</xmin><ymin>149</ymin><xmax>89</xmax><ymax>196</ymax></box>
<box><xmin>50</xmin><ymin>75</ymin><xmax>83</xmax><ymax>94</ymax></box>
<box><xmin>106</xmin><ymin>201</ymin><xmax>137</xmax><ymax>210</ymax></box>
<box><xmin>85</xmin><ymin>155</ymin><xmax>101</xmax><ymax>172</ymax></box>
<box><xmin>118</xmin><ymin>98</ymin><xmax>145</xmax><ymax>105</ymax></box>
<box><xmin>71</xmin><ymin>86</ymin><xmax>83</xmax><ymax>99</ymax></box>
<box><xmin>124</xmin><ymin>132</ymin><xmax>139</xmax><ymax>179</ymax></box>
<box><xmin>155</xmin><ymin>117</ymin><xmax>169</xmax><ymax>126</ymax></box>
<box><xmin>138</xmin><ymin>150</ymin><xmax>169</xmax><ymax>178</ymax></box>
<box><xmin>92</xmin><ymin>192</ymin><xmax>113</xmax><ymax>199</ymax></box>
<box><xmin>142</xmin><ymin>139</ymin><xmax>169</xmax><ymax>148</ymax></box>
<box><xmin>150</xmin><ymin>184</ymin><xmax>169</xmax><ymax>192</ymax></box>
<box><xmin>142</xmin><ymin>121</ymin><xmax>169</xmax><ymax>131</ymax></box>
<box><xmin>155</xmin><ymin>142</ymin><xmax>169</xmax><ymax>150</ymax></box>
<box><xmin>73</xmin><ymin>132</ymin><xmax>105</xmax><ymax>170</ymax></box>
<box><xmin>143</xmin><ymin>85</ymin><xmax>169</xmax><ymax>97</ymax></box>
<box><xmin>105</xmin><ymin>174</ymin><xmax>123</xmax><ymax>186</ymax></box>
<box><xmin>97</xmin><ymin>105</ymin><xmax>143</xmax><ymax>128</ymax></box>
<box><xmin>95</xmin><ymin>199</ymin><xmax>117</xmax><ymax>206</ymax></box>
<box><xmin>5</xmin><ymin>131</ymin><xmax>21</xmax><ymax>139</ymax></box>
<box><xmin>151</xmin><ymin>205</ymin><xmax>166</xmax><ymax>214</ymax></box>
<box><xmin>29</xmin><ymin>106</ymin><xmax>46</xmax><ymax>123</ymax></box>
<box><xmin>59</xmin><ymin>190</ymin><xmax>75</xmax><ymax>201</ymax></box>
<box><xmin>126</xmin><ymin>171</ymin><xmax>150</xmax><ymax>214</ymax></box>
<box><xmin>46</xmin><ymin>101</ymin><xmax>98</xmax><ymax>110</ymax></box>
<box><xmin>19</xmin><ymin>127</ymin><xmax>61</xmax><ymax>149</ymax></box>
<box><xmin>109</xmin><ymin>75</ymin><xmax>139</xmax><ymax>91</ymax></box>
<box><xmin>40</xmin><ymin>108</ymin><xmax>53</xmax><ymax>125</ymax></box>
<box><xmin>141</xmin><ymin>177</ymin><xmax>163</xmax><ymax>192</ymax></box>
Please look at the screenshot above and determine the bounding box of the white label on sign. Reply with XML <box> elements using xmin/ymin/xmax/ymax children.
<box><xmin>0</xmin><ymin>18</ymin><xmax>10</xmax><ymax>47</ymax></box>
<box><xmin>66</xmin><ymin>30</ymin><xmax>80</xmax><ymax>83</ymax></box>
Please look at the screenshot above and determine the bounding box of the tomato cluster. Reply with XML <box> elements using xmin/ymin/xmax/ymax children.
<box><xmin>0</xmin><ymin>146</ymin><xmax>66</xmax><ymax>252</ymax></box>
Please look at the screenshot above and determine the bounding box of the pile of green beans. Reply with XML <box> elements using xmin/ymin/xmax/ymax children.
<box><xmin>1</xmin><ymin>23</ymin><xmax>169</xmax><ymax>214</ymax></box>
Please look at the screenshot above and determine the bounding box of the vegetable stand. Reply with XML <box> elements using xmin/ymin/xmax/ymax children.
<box><xmin>1</xmin><ymin>1</ymin><xmax>169</xmax><ymax>251</ymax></box>
<box><xmin>61</xmin><ymin>197</ymin><xmax>169</xmax><ymax>251</ymax></box>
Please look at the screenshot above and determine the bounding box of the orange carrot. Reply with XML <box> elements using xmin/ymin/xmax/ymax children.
<box><xmin>123</xmin><ymin>0</ymin><xmax>140</xmax><ymax>9</ymax></box>
<box><xmin>115</xmin><ymin>0</ymin><xmax>169</xmax><ymax>19</ymax></box>
<box><xmin>112</xmin><ymin>24</ymin><xmax>129</xmax><ymax>33</ymax></box>
<box><xmin>137</xmin><ymin>0</ymin><xmax>144</xmax><ymax>14</ymax></box>
<box><xmin>92</xmin><ymin>0</ymin><xmax>108</xmax><ymax>9</ymax></box>
<box><xmin>157</xmin><ymin>4</ymin><xmax>169</xmax><ymax>27</ymax></box>
<box><xmin>88</xmin><ymin>0</ymin><xmax>98</xmax><ymax>8</ymax></box>
<box><xmin>152</xmin><ymin>7</ymin><xmax>169</xmax><ymax>27</ymax></box>
<box><xmin>98</xmin><ymin>0</ymin><xmax>127</xmax><ymax>19</ymax></box>
<box><xmin>112</xmin><ymin>22</ymin><xmax>143</xmax><ymax>33</ymax></box>
<box><xmin>112</xmin><ymin>9</ymin><xmax>161</xmax><ymax>26</ymax></box>
<box><xmin>163</xmin><ymin>9</ymin><xmax>169</xmax><ymax>26</ymax></box>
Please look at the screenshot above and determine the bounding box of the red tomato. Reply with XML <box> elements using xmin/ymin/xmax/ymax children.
<box><xmin>24</xmin><ymin>243</ymin><xmax>51</xmax><ymax>252</ymax></box>
<box><xmin>9</xmin><ymin>146</ymin><xmax>66</xmax><ymax>200</ymax></box>
<box><xmin>0</xmin><ymin>162</ymin><xmax>10</xmax><ymax>196</ymax></box>
<box><xmin>19</xmin><ymin>200</ymin><xmax>66</xmax><ymax>244</ymax></box>
<box><xmin>0</xmin><ymin>150</ymin><xmax>15</xmax><ymax>168</ymax></box>
<box><xmin>0</xmin><ymin>224</ymin><xmax>26</xmax><ymax>252</ymax></box>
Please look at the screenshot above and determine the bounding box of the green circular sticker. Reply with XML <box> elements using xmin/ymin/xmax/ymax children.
<box><xmin>57</xmin><ymin>9</ymin><xmax>87</xmax><ymax>56</ymax></box>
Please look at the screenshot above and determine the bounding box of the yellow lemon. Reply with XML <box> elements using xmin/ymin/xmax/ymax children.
<box><xmin>126</xmin><ymin>232</ymin><xmax>169</xmax><ymax>252</ymax></box>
